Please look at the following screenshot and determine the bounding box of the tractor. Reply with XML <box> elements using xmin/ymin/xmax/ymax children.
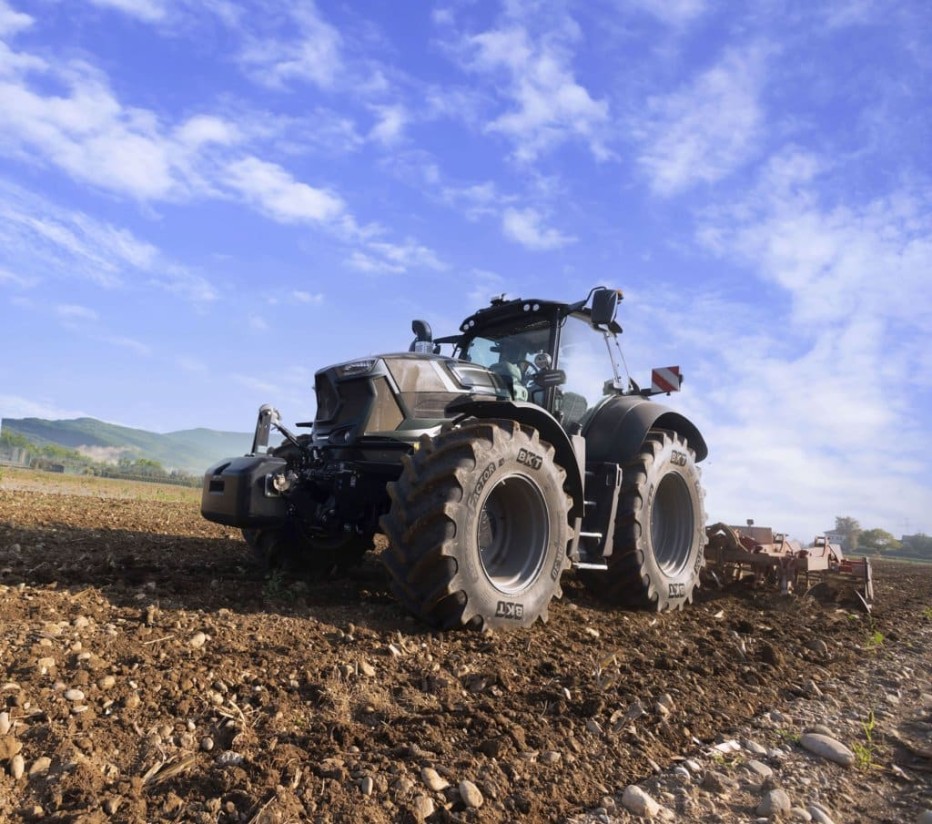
<box><xmin>201</xmin><ymin>287</ymin><xmax>708</xmax><ymax>630</ymax></box>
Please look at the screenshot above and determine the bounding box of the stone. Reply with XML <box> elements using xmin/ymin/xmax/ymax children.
<box><xmin>29</xmin><ymin>756</ymin><xmax>52</xmax><ymax>778</ymax></box>
<box><xmin>189</xmin><ymin>632</ymin><xmax>207</xmax><ymax>649</ymax></box>
<box><xmin>747</xmin><ymin>759</ymin><xmax>774</xmax><ymax>782</ymax></box>
<box><xmin>621</xmin><ymin>785</ymin><xmax>660</xmax><ymax>818</ymax></box>
<box><xmin>360</xmin><ymin>776</ymin><xmax>374</xmax><ymax>795</ymax></box>
<box><xmin>11</xmin><ymin>753</ymin><xmax>25</xmax><ymax>780</ymax></box>
<box><xmin>807</xmin><ymin>803</ymin><xmax>837</xmax><ymax>824</ymax></box>
<box><xmin>64</xmin><ymin>688</ymin><xmax>85</xmax><ymax>702</ymax></box>
<box><xmin>420</xmin><ymin>766</ymin><xmax>448</xmax><ymax>792</ymax></box>
<box><xmin>0</xmin><ymin>712</ymin><xmax>9</xmax><ymax>736</ymax></box>
<box><xmin>359</xmin><ymin>661</ymin><xmax>376</xmax><ymax>677</ymax></box>
<box><xmin>800</xmin><ymin>733</ymin><xmax>855</xmax><ymax>767</ymax></box>
<box><xmin>459</xmin><ymin>779</ymin><xmax>483</xmax><ymax>809</ymax></box>
<box><xmin>411</xmin><ymin>795</ymin><xmax>434</xmax><ymax>821</ymax></box>
<box><xmin>98</xmin><ymin>675</ymin><xmax>116</xmax><ymax>690</ymax></box>
<box><xmin>790</xmin><ymin>808</ymin><xmax>812</xmax><ymax>822</ymax></box>
<box><xmin>0</xmin><ymin>736</ymin><xmax>22</xmax><ymax>761</ymax></box>
<box><xmin>757</xmin><ymin>788</ymin><xmax>792</xmax><ymax>818</ymax></box>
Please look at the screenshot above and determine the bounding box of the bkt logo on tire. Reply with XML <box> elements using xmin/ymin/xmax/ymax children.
<box><xmin>668</xmin><ymin>583</ymin><xmax>686</xmax><ymax>598</ymax></box>
<box><xmin>516</xmin><ymin>448</ymin><xmax>542</xmax><ymax>470</ymax></box>
<box><xmin>495</xmin><ymin>601</ymin><xmax>524</xmax><ymax>619</ymax></box>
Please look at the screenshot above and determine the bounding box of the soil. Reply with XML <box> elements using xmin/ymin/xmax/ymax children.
<box><xmin>0</xmin><ymin>470</ymin><xmax>930</xmax><ymax>823</ymax></box>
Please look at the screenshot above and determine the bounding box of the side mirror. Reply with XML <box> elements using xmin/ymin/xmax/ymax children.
<box><xmin>590</xmin><ymin>288</ymin><xmax>620</xmax><ymax>327</ymax></box>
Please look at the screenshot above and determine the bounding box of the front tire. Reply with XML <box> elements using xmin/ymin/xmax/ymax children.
<box><xmin>380</xmin><ymin>420</ymin><xmax>571</xmax><ymax>630</ymax></box>
<box><xmin>582</xmin><ymin>430</ymin><xmax>707</xmax><ymax>610</ymax></box>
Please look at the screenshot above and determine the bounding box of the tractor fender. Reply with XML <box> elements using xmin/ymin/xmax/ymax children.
<box><xmin>447</xmin><ymin>398</ymin><xmax>585</xmax><ymax>520</ymax></box>
<box><xmin>582</xmin><ymin>395</ymin><xmax>708</xmax><ymax>464</ymax></box>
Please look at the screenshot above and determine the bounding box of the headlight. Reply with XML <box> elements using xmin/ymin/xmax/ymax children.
<box><xmin>335</xmin><ymin>359</ymin><xmax>377</xmax><ymax>377</ymax></box>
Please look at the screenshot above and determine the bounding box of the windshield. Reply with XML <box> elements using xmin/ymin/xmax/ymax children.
<box><xmin>459</xmin><ymin>321</ymin><xmax>552</xmax><ymax>371</ymax></box>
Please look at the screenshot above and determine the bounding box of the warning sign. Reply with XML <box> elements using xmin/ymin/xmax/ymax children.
<box><xmin>651</xmin><ymin>366</ymin><xmax>682</xmax><ymax>394</ymax></box>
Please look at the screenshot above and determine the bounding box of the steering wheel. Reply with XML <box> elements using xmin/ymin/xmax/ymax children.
<box><xmin>516</xmin><ymin>360</ymin><xmax>537</xmax><ymax>382</ymax></box>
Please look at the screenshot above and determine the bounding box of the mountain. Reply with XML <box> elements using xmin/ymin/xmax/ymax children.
<box><xmin>1</xmin><ymin>417</ymin><xmax>252</xmax><ymax>475</ymax></box>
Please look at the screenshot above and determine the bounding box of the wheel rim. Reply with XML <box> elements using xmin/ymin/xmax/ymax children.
<box><xmin>477</xmin><ymin>474</ymin><xmax>549</xmax><ymax>594</ymax></box>
<box><xmin>651</xmin><ymin>473</ymin><xmax>695</xmax><ymax>576</ymax></box>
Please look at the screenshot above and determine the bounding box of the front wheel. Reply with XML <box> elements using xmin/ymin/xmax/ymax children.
<box><xmin>380</xmin><ymin>420</ymin><xmax>571</xmax><ymax>630</ymax></box>
<box><xmin>581</xmin><ymin>430</ymin><xmax>707</xmax><ymax>610</ymax></box>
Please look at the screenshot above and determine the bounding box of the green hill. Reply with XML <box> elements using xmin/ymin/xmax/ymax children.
<box><xmin>1</xmin><ymin>417</ymin><xmax>252</xmax><ymax>475</ymax></box>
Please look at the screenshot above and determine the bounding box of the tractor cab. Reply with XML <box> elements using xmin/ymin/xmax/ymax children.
<box><xmin>438</xmin><ymin>287</ymin><xmax>627</xmax><ymax>430</ymax></box>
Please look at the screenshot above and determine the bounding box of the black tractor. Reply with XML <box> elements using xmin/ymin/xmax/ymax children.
<box><xmin>201</xmin><ymin>287</ymin><xmax>708</xmax><ymax>630</ymax></box>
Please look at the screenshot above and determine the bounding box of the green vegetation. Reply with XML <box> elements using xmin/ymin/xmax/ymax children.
<box><xmin>835</xmin><ymin>513</ymin><xmax>931</xmax><ymax>562</ymax></box>
<box><xmin>851</xmin><ymin>710</ymin><xmax>877</xmax><ymax>770</ymax></box>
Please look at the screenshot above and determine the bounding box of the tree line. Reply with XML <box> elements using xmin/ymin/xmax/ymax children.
<box><xmin>833</xmin><ymin>515</ymin><xmax>931</xmax><ymax>561</ymax></box>
<box><xmin>0</xmin><ymin>431</ymin><xmax>199</xmax><ymax>486</ymax></box>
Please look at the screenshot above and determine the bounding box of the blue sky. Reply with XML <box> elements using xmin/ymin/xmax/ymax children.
<box><xmin>1</xmin><ymin>0</ymin><xmax>930</xmax><ymax>541</ymax></box>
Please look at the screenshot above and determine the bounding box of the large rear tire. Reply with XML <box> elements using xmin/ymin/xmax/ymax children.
<box><xmin>380</xmin><ymin>420</ymin><xmax>571</xmax><ymax>630</ymax></box>
<box><xmin>582</xmin><ymin>430</ymin><xmax>707</xmax><ymax>610</ymax></box>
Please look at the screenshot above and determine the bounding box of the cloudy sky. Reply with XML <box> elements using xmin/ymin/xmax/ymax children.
<box><xmin>1</xmin><ymin>0</ymin><xmax>930</xmax><ymax>540</ymax></box>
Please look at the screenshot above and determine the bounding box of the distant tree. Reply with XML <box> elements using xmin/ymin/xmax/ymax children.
<box><xmin>834</xmin><ymin>516</ymin><xmax>861</xmax><ymax>552</ymax></box>
<box><xmin>858</xmin><ymin>528</ymin><xmax>900</xmax><ymax>555</ymax></box>
<box><xmin>900</xmin><ymin>533</ymin><xmax>932</xmax><ymax>560</ymax></box>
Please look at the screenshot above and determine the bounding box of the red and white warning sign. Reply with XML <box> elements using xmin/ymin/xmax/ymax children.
<box><xmin>651</xmin><ymin>366</ymin><xmax>682</xmax><ymax>394</ymax></box>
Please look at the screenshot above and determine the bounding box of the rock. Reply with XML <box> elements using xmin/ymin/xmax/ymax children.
<box><xmin>802</xmin><ymin>679</ymin><xmax>823</xmax><ymax>698</ymax></box>
<box><xmin>0</xmin><ymin>712</ymin><xmax>9</xmax><ymax>736</ymax></box>
<box><xmin>806</xmin><ymin>639</ymin><xmax>829</xmax><ymax>655</ymax></box>
<box><xmin>799</xmin><ymin>733</ymin><xmax>855</xmax><ymax>767</ymax></box>
<box><xmin>411</xmin><ymin>795</ymin><xmax>435</xmax><ymax>821</ymax></box>
<box><xmin>459</xmin><ymin>779</ymin><xmax>483</xmax><ymax>809</ymax></box>
<box><xmin>29</xmin><ymin>756</ymin><xmax>52</xmax><ymax>778</ymax></box>
<box><xmin>621</xmin><ymin>785</ymin><xmax>660</xmax><ymax>818</ymax></box>
<box><xmin>791</xmin><ymin>807</ymin><xmax>812</xmax><ymax>822</ymax></box>
<box><xmin>808</xmin><ymin>803</ymin><xmax>837</xmax><ymax>824</ymax></box>
<box><xmin>216</xmin><ymin>751</ymin><xmax>244</xmax><ymax>767</ymax></box>
<box><xmin>541</xmin><ymin>751</ymin><xmax>561</xmax><ymax>764</ymax></box>
<box><xmin>200</xmin><ymin>737</ymin><xmax>215</xmax><ymax>752</ymax></box>
<box><xmin>0</xmin><ymin>735</ymin><xmax>22</xmax><ymax>760</ymax></box>
<box><xmin>103</xmin><ymin>796</ymin><xmax>123</xmax><ymax>815</ymax></box>
<box><xmin>757</xmin><ymin>788</ymin><xmax>792</xmax><ymax>817</ymax></box>
<box><xmin>98</xmin><ymin>675</ymin><xmax>116</xmax><ymax>690</ymax></box>
<box><xmin>64</xmin><ymin>688</ymin><xmax>85</xmax><ymax>702</ymax></box>
<box><xmin>745</xmin><ymin>739</ymin><xmax>768</xmax><ymax>756</ymax></box>
<box><xmin>359</xmin><ymin>661</ymin><xmax>376</xmax><ymax>677</ymax></box>
<box><xmin>360</xmin><ymin>776</ymin><xmax>374</xmax><ymax>795</ymax></box>
<box><xmin>420</xmin><ymin>766</ymin><xmax>449</xmax><ymax>792</ymax></box>
<box><xmin>11</xmin><ymin>753</ymin><xmax>25</xmax><ymax>780</ymax></box>
<box><xmin>189</xmin><ymin>632</ymin><xmax>207</xmax><ymax>649</ymax></box>
<box><xmin>747</xmin><ymin>760</ymin><xmax>774</xmax><ymax>781</ymax></box>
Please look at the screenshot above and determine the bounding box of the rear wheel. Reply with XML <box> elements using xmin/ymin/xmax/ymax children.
<box><xmin>380</xmin><ymin>420</ymin><xmax>571</xmax><ymax>630</ymax></box>
<box><xmin>582</xmin><ymin>430</ymin><xmax>706</xmax><ymax>610</ymax></box>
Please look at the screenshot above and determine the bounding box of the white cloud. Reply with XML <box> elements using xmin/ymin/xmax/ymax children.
<box><xmin>347</xmin><ymin>239</ymin><xmax>445</xmax><ymax>274</ymax></box>
<box><xmin>673</xmin><ymin>158</ymin><xmax>932</xmax><ymax>538</ymax></box>
<box><xmin>0</xmin><ymin>0</ymin><xmax>33</xmax><ymax>36</ymax></box>
<box><xmin>0</xmin><ymin>265</ymin><xmax>36</xmax><ymax>288</ymax></box>
<box><xmin>56</xmin><ymin>303</ymin><xmax>98</xmax><ymax>321</ymax></box>
<box><xmin>502</xmin><ymin>207</ymin><xmax>575</xmax><ymax>250</ymax></box>
<box><xmin>627</xmin><ymin>0</ymin><xmax>709</xmax><ymax>26</ymax></box>
<box><xmin>224</xmin><ymin>157</ymin><xmax>345</xmax><ymax>224</ymax></box>
<box><xmin>461</xmin><ymin>21</ymin><xmax>610</xmax><ymax>162</ymax></box>
<box><xmin>97</xmin><ymin>333</ymin><xmax>152</xmax><ymax>355</ymax></box>
<box><xmin>293</xmin><ymin>290</ymin><xmax>324</xmax><ymax>304</ymax></box>
<box><xmin>85</xmin><ymin>0</ymin><xmax>167</xmax><ymax>23</ymax></box>
<box><xmin>368</xmin><ymin>104</ymin><xmax>408</xmax><ymax>146</ymax></box>
<box><xmin>248</xmin><ymin>314</ymin><xmax>269</xmax><ymax>332</ymax></box>
<box><xmin>239</xmin><ymin>5</ymin><xmax>343</xmax><ymax>90</ymax></box>
<box><xmin>0</xmin><ymin>394</ymin><xmax>87</xmax><ymax>420</ymax></box>
<box><xmin>636</xmin><ymin>46</ymin><xmax>767</xmax><ymax>195</ymax></box>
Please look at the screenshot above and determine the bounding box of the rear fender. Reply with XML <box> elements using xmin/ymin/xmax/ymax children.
<box><xmin>582</xmin><ymin>395</ymin><xmax>708</xmax><ymax>464</ymax></box>
<box><xmin>447</xmin><ymin>398</ymin><xmax>585</xmax><ymax>520</ymax></box>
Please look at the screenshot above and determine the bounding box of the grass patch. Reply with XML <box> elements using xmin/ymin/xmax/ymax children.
<box><xmin>852</xmin><ymin>710</ymin><xmax>877</xmax><ymax>770</ymax></box>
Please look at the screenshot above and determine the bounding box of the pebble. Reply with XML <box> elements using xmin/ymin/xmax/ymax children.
<box><xmin>215</xmin><ymin>751</ymin><xmax>243</xmax><ymax>767</ymax></box>
<box><xmin>200</xmin><ymin>736</ymin><xmax>215</xmax><ymax>752</ymax></box>
<box><xmin>97</xmin><ymin>675</ymin><xmax>116</xmax><ymax>690</ymax></box>
<box><xmin>0</xmin><ymin>712</ymin><xmax>9</xmax><ymax>736</ymax></box>
<box><xmin>622</xmin><ymin>785</ymin><xmax>660</xmax><ymax>818</ymax></box>
<box><xmin>745</xmin><ymin>739</ymin><xmax>768</xmax><ymax>756</ymax></box>
<box><xmin>64</xmin><ymin>688</ymin><xmax>85</xmax><ymax>702</ymax></box>
<box><xmin>11</xmin><ymin>753</ymin><xmax>25</xmax><ymax>779</ymax></box>
<box><xmin>808</xmin><ymin>804</ymin><xmax>837</xmax><ymax>824</ymax></box>
<box><xmin>747</xmin><ymin>760</ymin><xmax>774</xmax><ymax>781</ymax></box>
<box><xmin>359</xmin><ymin>661</ymin><xmax>376</xmax><ymax>677</ymax></box>
<box><xmin>420</xmin><ymin>766</ymin><xmax>449</xmax><ymax>792</ymax></box>
<box><xmin>459</xmin><ymin>779</ymin><xmax>484</xmax><ymax>809</ymax></box>
<box><xmin>189</xmin><ymin>632</ymin><xmax>207</xmax><ymax>649</ymax></box>
<box><xmin>29</xmin><ymin>756</ymin><xmax>51</xmax><ymax>777</ymax></box>
<box><xmin>359</xmin><ymin>776</ymin><xmax>374</xmax><ymax>795</ymax></box>
<box><xmin>799</xmin><ymin>733</ymin><xmax>855</xmax><ymax>767</ymax></box>
<box><xmin>790</xmin><ymin>808</ymin><xmax>812</xmax><ymax>822</ymax></box>
<box><xmin>0</xmin><ymin>736</ymin><xmax>22</xmax><ymax>760</ymax></box>
<box><xmin>541</xmin><ymin>751</ymin><xmax>562</xmax><ymax>764</ymax></box>
<box><xmin>757</xmin><ymin>788</ymin><xmax>792</xmax><ymax>817</ymax></box>
<box><xmin>411</xmin><ymin>795</ymin><xmax>435</xmax><ymax>821</ymax></box>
